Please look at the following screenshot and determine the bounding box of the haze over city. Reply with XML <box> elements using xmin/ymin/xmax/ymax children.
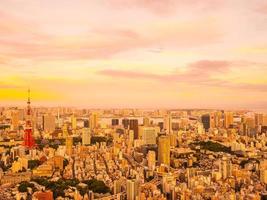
<box><xmin>0</xmin><ymin>0</ymin><xmax>266</xmax><ymax>109</ymax></box>
<box><xmin>1</xmin><ymin>1</ymin><xmax>267</xmax><ymax>200</ymax></box>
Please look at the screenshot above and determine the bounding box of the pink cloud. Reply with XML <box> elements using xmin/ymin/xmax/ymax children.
<box><xmin>106</xmin><ymin>0</ymin><xmax>223</xmax><ymax>15</ymax></box>
<box><xmin>0</xmin><ymin>18</ymin><xmax>222</xmax><ymax>60</ymax></box>
<box><xmin>255</xmin><ymin>3</ymin><xmax>267</xmax><ymax>15</ymax></box>
<box><xmin>189</xmin><ymin>60</ymin><xmax>231</xmax><ymax>72</ymax></box>
<box><xmin>98</xmin><ymin>69</ymin><xmax>163</xmax><ymax>80</ymax></box>
<box><xmin>97</xmin><ymin>60</ymin><xmax>267</xmax><ymax>92</ymax></box>
<box><xmin>98</xmin><ymin>59</ymin><xmax>231</xmax><ymax>82</ymax></box>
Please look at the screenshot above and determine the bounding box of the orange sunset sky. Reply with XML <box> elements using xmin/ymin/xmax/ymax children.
<box><xmin>0</xmin><ymin>0</ymin><xmax>267</xmax><ymax>109</ymax></box>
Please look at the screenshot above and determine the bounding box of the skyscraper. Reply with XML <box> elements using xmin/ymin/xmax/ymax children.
<box><xmin>147</xmin><ymin>150</ymin><xmax>156</xmax><ymax>170</ymax></box>
<box><xmin>62</xmin><ymin>123</ymin><xmax>68</xmax><ymax>138</ymax></box>
<box><xmin>126</xmin><ymin>179</ymin><xmax>140</xmax><ymax>200</ymax></box>
<box><xmin>11</xmin><ymin>111</ymin><xmax>19</xmax><ymax>131</ymax></box>
<box><xmin>143</xmin><ymin>117</ymin><xmax>150</xmax><ymax>126</ymax></box>
<box><xmin>89</xmin><ymin>112</ymin><xmax>99</xmax><ymax>129</ymax></box>
<box><xmin>214</xmin><ymin>111</ymin><xmax>223</xmax><ymax>128</ymax></box>
<box><xmin>220</xmin><ymin>156</ymin><xmax>232</xmax><ymax>179</ymax></box>
<box><xmin>255</xmin><ymin>113</ymin><xmax>263</xmax><ymax>126</ymax></box>
<box><xmin>224</xmin><ymin>112</ymin><xmax>233</xmax><ymax>129</ymax></box>
<box><xmin>129</xmin><ymin>119</ymin><xmax>139</xmax><ymax>139</ymax></box>
<box><xmin>111</xmin><ymin>119</ymin><xmax>119</xmax><ymax>126</ymax></box>
<box><xmin>141</xmin><ymin>127</ymin><xmax>157</xmax><ymax>145</ymax></box>
<box><xmin>158</xmin><ymin>135</ymin><xmax>170</xmax><ymax>166</ymax></box>
<box><xmin>71</xmin><ymin>114</ymin><xmax>77</xmax><ymax>130</ymax></box>
<box><xmin>201</xmin><ymin>114</ymin><xmax>210</xmax><ymax>131</ymax></box>
<box><xmin>122</xmin><ymin>118</ymin><xmax>130</xmax><ymax>129</ymax></box>
<box><xmin>66</xmin><ymin>137</ymin><xmax>73</xmax><ymax>155</ymax></box>
<box><xmin>82</xmin><ymin>128</ymin><xmax>91</xmax><ymax>146</ymax></box>
<box><xmin>210</xmin><ymin>113</ymin><xmax>215</xmax><ymax>128</ymax></box>
<box><xmin>23</xmin><ymin>89</ymin><xmax>35</xmax><ymax>149</ymax></box>
<box><xmin>42</xmin><ymin>113</ymin><xmax>56</xmax><ymax>133</ymax></box>
<box><xmin>164</xmin><ymin>114</ymin><xmax>172</xmax><ymax>134</ymax></box>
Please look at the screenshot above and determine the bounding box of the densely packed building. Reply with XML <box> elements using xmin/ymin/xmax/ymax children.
<box><xmin>0</xmin><ymin>106</ymin><xmax>267</xmax><ymax>200</ymax></box>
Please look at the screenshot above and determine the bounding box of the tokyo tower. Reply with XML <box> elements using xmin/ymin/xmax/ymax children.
<box><xmin>23</xmin><ymin>89</ymin><xmax>35</xmax><ymax>148</ymax></box>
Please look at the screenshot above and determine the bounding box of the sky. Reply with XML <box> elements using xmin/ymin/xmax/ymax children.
<box><xmin>0</xmin><ymin>0</ymin><xmax>267</xmax><ymax>109</ymax></box>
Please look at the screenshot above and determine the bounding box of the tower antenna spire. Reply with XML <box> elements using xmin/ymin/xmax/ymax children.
<box><xmin>27</xmin><ymin>88</ymin><xmax>30</xmax><ymax>105</ymax></box>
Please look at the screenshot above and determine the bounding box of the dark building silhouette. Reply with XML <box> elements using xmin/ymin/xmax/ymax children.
<box><xmin>129</xmin><ymin>119</ymin><xmax>139</xmax><ymax>139</ymax></box>
<box><xmin>122</xmin><ymin>118</ymin><xmax>130</xmax><ymax>129</ymax></box>
<box><xmin>112</xmin><ymin>119</ymin><xmax>119</xmax><ymax>126</ymax></box>
<box><xmin>158</xmin><ymin>122</ymin><xmax>164</xmax><ymax>131</ymax></box>
<box><xmin>84</xmin><ymin>120</ymin><xmax>89</xmax><ymax>128</ymax></box>
<box><xmin>201</xmin><ymin>114</ymin><xmax>210</xmax><ymax>131</ymax></box>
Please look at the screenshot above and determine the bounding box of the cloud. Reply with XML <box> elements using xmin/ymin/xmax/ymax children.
<box><xmin>0</xmin><ymin>9</ymin><xmax>222</xmax><ymax>60</ymax></box>
<box><xmin>98</xmin><ymin>69</ymin><xmax>163</xmax><ymax>80</ymax></box>
<box><xmin>99</xmin><ymin>59</ymin><xmax>230</xmax><ymax>80</ymax></box>
<box><xmin>255</xmin><ymin>3</ymin><xmax>267</xmax><ymax>15</ymax></box>
<box><xmin>97</xmin><ymin>60</ymin><xmax>267</xmax><ymax>92</ymax></box>
<box><xmin>106</xmin><ymin>0</ymin><xmax>223</xmax><ymax>15</ymax></box>
<box><xmin>188</xmin><ymin>60</ymin><xmax>231</xmax><ymax>73</ymax></box>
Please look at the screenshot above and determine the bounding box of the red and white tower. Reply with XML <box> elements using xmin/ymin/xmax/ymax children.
<box><xmin>23</xmin><ymin>89</ymin><xmax>35</xmax><ymax>148</ymax></box>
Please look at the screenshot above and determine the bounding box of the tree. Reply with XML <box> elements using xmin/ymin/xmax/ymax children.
<box><xmin>83</xmin><ymin>179</ymin><xmax>110</xmax><ymax>194</ymax></box>
<box><xmin>28</xmin><ymin>160</ymin><xmax>41</xmax><ymax>170</ymax></box>
<box><xmin>18</xmin><ymin>181</ymin><xmax>34</xmax><ymax>193</ymax></box>
<box><xmin>18</xmin><ymin>184</ymin><xmax>28</xmax><ymax>193</ymax></box>
<box><xmin>77</xmin><ymin>185</ymin><xmax>88</xmax><ymax>196</ymax></box>
<box><xmin>63</xmin><ymin>159</ymin><xmax>69</xmax><ymax>168</ymax></box>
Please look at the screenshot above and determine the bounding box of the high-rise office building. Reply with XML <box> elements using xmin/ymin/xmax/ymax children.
<box><xmin>11</xmin><ymin>111</ymin><xmax>19</xmax><ymax>131</ymax></box>
<box><xmin>89</xmin><ymin>112</ymin><xmax>99</xmax><ymax>129</ymax></box>
<box><xmin>113</xmin><ymin>179</ymin><xmax>123</xmax><ymax>194</ymax></box>
<box><xmin>122</xmin><ymin>118</ymin><xmax>130</xmax><ymax>129</ymax></box>
<box><xmin>66</xmin><ymin>137</ymin><xmax>73</xmax><ymax>155</ymax></box>
<box><xmin>141</xmin><ymin>127</ymin><xmax>157</xmax><ymax>145</ymax></box>
<box><xmin>158</xmin><ymin>122</ymin><xmax>164</xmax><ymax>131</ymax></box>
<box><xmin>71</xmin><ymin>114</ymin><xmax>77</xmax><ymax>130</ymax></box>
<box><xmin>147</xmin><ymin>150</ymin><xmax>156</xmax><ymax>170</ymax></box>
<box><xmin>126</xmin><ymin>179</ymin><xmax>140</xmax><ymax>200</ymax></box>
<box><xmin>42</xmin><ymin>114</ymin><xmax>56</xmax><ymax>133</ymax></box>
<box><xmin>255</xmin><ymin>113</ymin><xmax>263</xmax><ymax>126</ymax></box>
<box><xmin>62</xmin><ymin>123</ymin><xmax>68</xmax><ymax>138</ymax></box>
<box><xmin>210</xmin><ymin>113</ymin><xmax>215</xmax><ymax>129</ymax></box>
<box><xmin>220</xmin><ymin>156</ymin><xmax>232</xmax><ymax>179</ymax></box>
<box><xmin>129</xmin><ymin>119</ymin><xmax>139</xmax><ymax>139</ymax></box>
<box><xmin>245</xmin><ymin>117</ymin><xmax>256</xmax><ymax>129</ymax></box>
<box><xmin>224</xmin><ymin>112</ymin><xmax>233</xmax><ymax>129</ymax></box>
<box><xmin>84</xmin><ymin>119</ymin><xmax>89</xmax><ymax>128</ymax></box>
<box><xmin>158</xmin><ymin>135</ymin><xmax>170</xmax><ymax>166</ymax></box>
<box><xmin>128</xmin><ymin>130</ymin><xmax>134</xmax><ymax>147</ymax></box>
<box><xmin>169</xmin><ymin>133</ymin><xmax>177</xmax><ymax>147</ymax></box>
<box><xmin>164</xmin><ymin>114</ymin><xmax>172</xmax><ymax>134</ymax></box>
<box><xmin>143</xmin><ymin>117</ymin><xmax>150</xmax><ymax>126</ymax></box>
<box><xmin>214</xmin><ymin>111</ymin><xmax>223</xmax><ymax>128</ymax></box>
<box><xmin>201</xmin><ymin>114</ymin><xmax>210</xmax><ymax>131</ymax></box>
<box><xmin>111</xmin><ymin>119</ymin><xmax>119</xmax><ymax>126</ymax></box>
<box><xmin>263</xmin><ymin>115</ymin><xmax>267</xmax><ymax>126</ymax></box>
<box><xmin>82</xmin><ymin>127</ymin><xmax>91</xmax><ymax>146</ymax></box>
